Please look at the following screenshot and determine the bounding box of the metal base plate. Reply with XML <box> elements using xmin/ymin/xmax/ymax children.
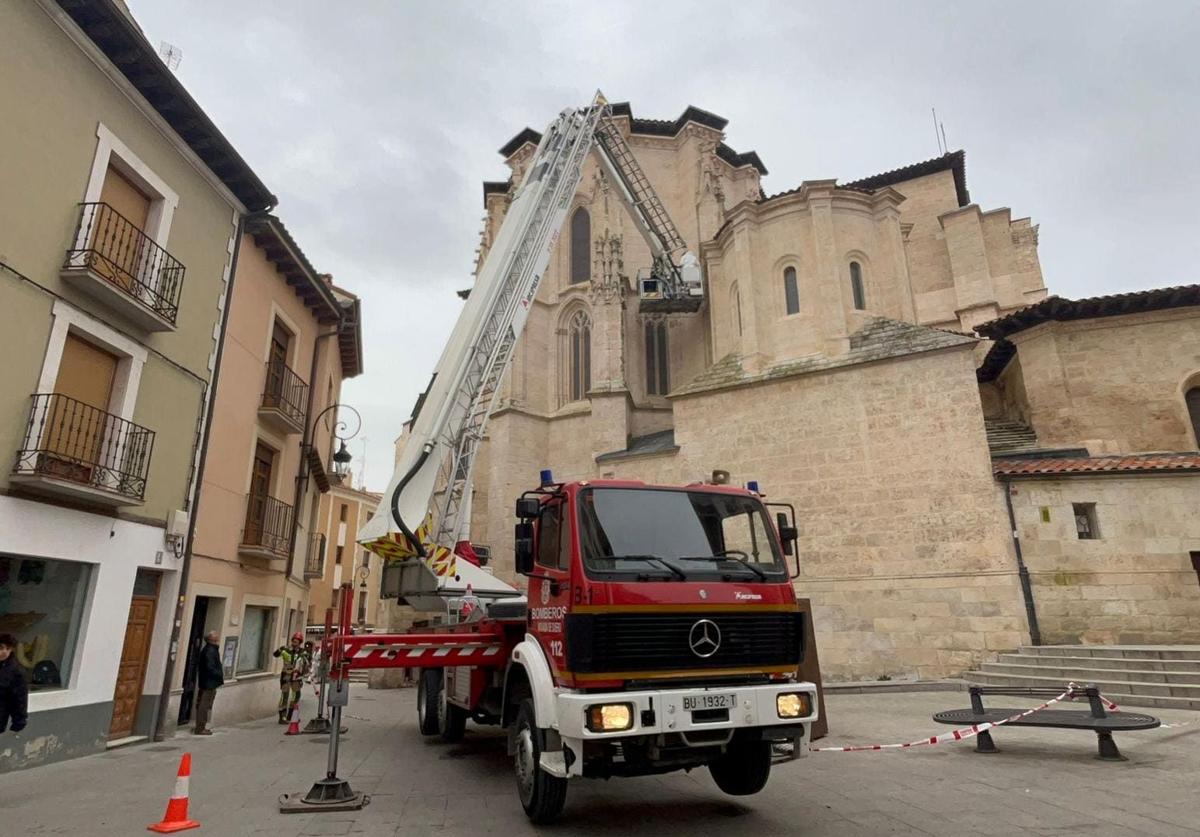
<box><xmin>301</xmin><ymin>717</ymin><xmax>333</xmax><ymax>734</ymax></box>
<box><xmin>279</xmin><ymin>778</ymin><xmax>369</xmax><ymax>813</ymax></box>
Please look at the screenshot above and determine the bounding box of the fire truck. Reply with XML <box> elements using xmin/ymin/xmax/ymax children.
<box><xmin>351</xmin><ymin>94</ymin><xmax>818</xmax><ymax>823</ymax></box>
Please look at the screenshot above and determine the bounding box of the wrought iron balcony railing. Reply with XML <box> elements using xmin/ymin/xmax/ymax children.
<box><xmin>304</xmin><ymin>532</ymin><xmax>327</xmax><ymax>579</ymax></box>
<box><xmin>63</xmin><ymin>202</ymin><xmax>185</xmax><ymax>326</ymax></box>
<box><xmin>260</xmin><ymin>359</ymin><xmax>308</xmax><ymax>431</ymax></box>
<box><xmin>241</xmin><ymin>492</ymin><xmax>294</xmax><ymax>559</ymax></box>
<box><xmin>12</xmin><ymin>393</ymin><xmax>155</xmax><ymax>502</ymax></box>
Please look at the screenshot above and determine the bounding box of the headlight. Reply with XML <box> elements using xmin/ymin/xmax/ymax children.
<box><xmin>776</xmin><ymin>692</ymin><xmax>811</xmax><ymax>719</ymax></box>
<box><xmin>586</xmin><ymin>703</ymin><xmax>634</xmax><ymax>732</ymax></box>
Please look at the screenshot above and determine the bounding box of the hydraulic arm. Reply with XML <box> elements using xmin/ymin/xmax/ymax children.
<box><xmin>358</xmin><ymin>93</ymin><xmax>700</xmax><ymax>608</ymax></box>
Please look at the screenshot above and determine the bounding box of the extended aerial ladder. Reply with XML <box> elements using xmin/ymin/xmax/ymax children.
<box><xmin>357</xmin><ymin>93</ymin><xmax>702</xmax><ymax>611</ymax></box>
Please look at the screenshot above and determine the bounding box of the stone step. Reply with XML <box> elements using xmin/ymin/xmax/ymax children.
<box><xmin>1017</xmin><ymin>645</ymin><xmax>1200</xmax><ymax>662</ymax></box>
<box><xmin>979</xmin><ymin>661</ymin><xmax>1200</xmax><ymax>686</ymax></box>
<box><xmin>995</xmin><ymin>652</ymin><xmax>1200</xmax><ymax>674</ymax></box>
<box><xmin>964</xmin><ymin>670</ymin><xmax>1200</xmax><ymax>711</ymax></box>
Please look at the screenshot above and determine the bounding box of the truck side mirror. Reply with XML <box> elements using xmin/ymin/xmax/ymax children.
<box><xmin>776</xmin><ymin>512</ymin><xmax>798</xmax><ymax>557</ymax></box>
<box><xmin>515</xmin><ymin>497</ymin><xmax>541</xmax><ymax>519</ymax></box>
<box><xmin>514</xmin><ymin>522</ymin><xmax>534</xmax><ymax>575</ymax></box>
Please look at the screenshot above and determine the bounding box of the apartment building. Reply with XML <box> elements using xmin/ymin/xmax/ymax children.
<box><xmin>172</xmin><ymin>219</ymin><xmax>363</xmax><ymax>728</ymax></box>
<box><xmin>0</xmin><ymin>0</ymin><xmax>274</xmax><ymax>769</ymax></box>
<box><xmin>308</xmin><ymin>480</ymin><xmax>383</xmax><ymax>633</ymax></box>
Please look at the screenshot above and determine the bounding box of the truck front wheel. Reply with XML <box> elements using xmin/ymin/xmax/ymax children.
<box><xmin>514</xmin><ymin>699</ymin><xmax>567</xmax><ymax>823</ymax></box>
<box><xmin>709</xmin><ymin>740</ymin><xmax>772</xmax><ymax>796</ymax></box>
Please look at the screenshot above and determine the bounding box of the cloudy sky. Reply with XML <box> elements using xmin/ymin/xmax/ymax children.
<box><xmin>127</xmin><ymin>0</ymin><xmax>1200</xmax><ymax>490</ymax></box>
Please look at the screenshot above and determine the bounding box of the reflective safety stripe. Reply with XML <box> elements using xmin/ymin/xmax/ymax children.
<box><xmin>172</xmin><ymin>775</ymin><xmax>189</xmax><ymax>799</ymax></box>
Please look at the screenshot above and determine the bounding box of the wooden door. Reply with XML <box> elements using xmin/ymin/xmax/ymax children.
<box><xmin>110</xmin><ymin>594</ymin><xmax>157</xmax><ymax>739</ymax></box>
<box><xmin>94</xmin><ymin>165</ymin><xmax>152</xmax><ymax>289</ymax></box>
<box><xmin>264</xmin><ymin>321</ymin><xmax>291</xmax><ymax>406</ymax></box>
<box><xmin>44</xmin><ymin>334</ymin><xmax>119</xmax><ymax>480</ymax></box>
<box><xmin>244</xmin><ymin>442</ymin><xmax>276</xmax><ymax>543</ymax></box>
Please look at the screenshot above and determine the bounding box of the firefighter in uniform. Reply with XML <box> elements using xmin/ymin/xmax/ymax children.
<box><xmin>273</xmin><ymin>632</ymin><xmax>309</xmax><ymax>723</ymax></box>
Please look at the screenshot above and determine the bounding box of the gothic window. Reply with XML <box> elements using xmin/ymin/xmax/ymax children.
<box><xmin>730</xmin><ymin>282</ymin><xmax>743</xmax><ymax>337</ymax></box>
<box><xmin>1187</xmin><ymin>386</ymin><xmax>1200</xmax><ymax>446</ymax></box>
<box><xmin>783</xmin><ymin>266</ymin><xmax>799</xmax><ymax>315</ymax></box>
<box><xmin>563</xmin><ymin>309</ymin><xmax>591</xmax><ymax>404</ymax></box>
<box><xmin>850</xmin><ymin>261</ymin><xmax>866</xmax><ymax>310</ymax></box>
<box><xmin>570</xmin><ymin>207</ymin><xmax>591</xmax><ymax>284</ymax></box>
<box><xmin>645</xmin><ymin>320</ymin><xmax>669</xmax><ymax>396</ymax></box>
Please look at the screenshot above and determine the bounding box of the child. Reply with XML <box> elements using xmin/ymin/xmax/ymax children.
<box><xmin>0</xmin><ymin>633</ymin><xmax>29</xmax><ymax>734</ymax></box>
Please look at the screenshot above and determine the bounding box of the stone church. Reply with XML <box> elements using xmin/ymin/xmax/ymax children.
<box><xmin>451</xmin><ymin>103</ymin><xmax>1200</xmax><ymax>682</ymax></box>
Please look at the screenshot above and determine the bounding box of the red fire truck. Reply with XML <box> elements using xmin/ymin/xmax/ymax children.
<box><xmin>344</xmin><ymin>96</ymin><xmax>817</xmax><ymax>822</ymax></box>
<box><xmin>343</xmin><ymin>476</ymin><xmax>816</xmax><ymax>822</ymax></box>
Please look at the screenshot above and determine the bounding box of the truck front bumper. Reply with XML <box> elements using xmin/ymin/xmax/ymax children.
<box><xmin>545</xmin><ymin>680</ymin><xmax>817</xmax><ymax>776</ymax></box>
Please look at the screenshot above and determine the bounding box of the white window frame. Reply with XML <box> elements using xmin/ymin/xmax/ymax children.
<box><xmin>76</xmin><ymin>123</ymin><xmax>180</xmax><ymax>252</ymax></box>
<box><xmin>236</xmin><ymin>597</ymin><xmax>280</xmax><ymax>676</ymax></box>
<box><xmin>36</xmin><ymin>299</ymin><xmax>149</xmax><ymax>420</ymax></box>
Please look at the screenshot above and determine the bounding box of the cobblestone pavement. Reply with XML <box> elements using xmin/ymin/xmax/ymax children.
<box><xmin>1</xmin><ymin>687</ymin><xmax>1197</xmax><ymax>836</ymax></box>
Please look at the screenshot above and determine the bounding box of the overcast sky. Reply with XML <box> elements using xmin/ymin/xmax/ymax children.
<box><xmin>127</xmin><ymin>0</ymin><xmax>1200</xmax><ymax>490</ymax></box>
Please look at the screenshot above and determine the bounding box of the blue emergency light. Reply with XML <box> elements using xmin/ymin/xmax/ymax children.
<box><xmin>540</xmin><ymin>469</ymin><xmax>554</xmax><ymax>486</ymax></box>
<box><xmin>746</xmin><ymin>480</ymin><xmax>760</xmax><ymax>493</ymax></box>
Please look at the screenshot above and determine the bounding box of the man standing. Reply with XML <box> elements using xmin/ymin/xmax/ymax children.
<box><xmin>193</xmin><ymin>631</ymin><xmax>223</xmax><ymax>735</ymax></box>
<box><xmin>0</xmin><ymin>633</ymin><xmax>29</xmax><ymax>735</ymax></box>
<box><xmin>273</xmin><ymin>632</ymin><xmax>308</xmax><ymax>723</ymax></box>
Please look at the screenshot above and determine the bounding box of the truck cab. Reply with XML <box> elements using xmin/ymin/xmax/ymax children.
<box><xmin>503</xmin><ymin>477</ymin><xmax>818</xmax><ymax>821</ymax></box>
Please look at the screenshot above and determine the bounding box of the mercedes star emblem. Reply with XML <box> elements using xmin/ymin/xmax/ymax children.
<box><xmin>688</xmin><ymin>619</ymin><xmax>721</xmax><ymax>658</ymax></box>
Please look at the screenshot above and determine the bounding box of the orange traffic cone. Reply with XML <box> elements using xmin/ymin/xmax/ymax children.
<box><xmin>148</xmin><ymin>752</ymin><xmax>201</xmax><ymax>833</ymax></box>
<box><xmin>285</xmin><ymin>703</ymin><xmax>301</xmax><ymax>735</ymax></box>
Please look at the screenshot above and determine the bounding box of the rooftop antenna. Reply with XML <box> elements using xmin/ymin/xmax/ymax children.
<box><xmin>158</xmin><ymin>40</ymin><xmax>183</xmax><ymax>71</ymax></box>
<box><xmin>931</xmin><ymin>107</ymin><xmax>944</xmax><ymax>155</ymax></box>
<box><xmin>358</xmin><ymin>438</ymin><xmax>368</xmax><ymax>491</ymax></box>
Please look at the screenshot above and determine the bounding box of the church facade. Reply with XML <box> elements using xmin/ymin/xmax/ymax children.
<box><xmin>461</xmin><ymin>104</ymin><xmax>1200</xmax><ymax>681</ymax></box>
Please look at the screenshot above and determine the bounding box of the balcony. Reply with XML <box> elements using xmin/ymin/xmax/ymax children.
<box><xmin>304</xmin><ymin>532</ymin><xmax>327</xmax><ymax>580</ymax></box>
<box><xmin>11</xmin><ymin>393</ymin><xmax>155</xmax><ymax>506</ymax></box>
<box><xmin>239</xmin><ymin>493</ymin><xmax>294</xmax><ymax>561</ymax></box>
<box><xmin>258</xmin><ymin>360</ymin><xmax>308</xmax><ymax>435</ymax></box>
<box><xmin>60</xmin><ymin>202</ymin><xmax>185</xmax><ymax>332</ymax></box>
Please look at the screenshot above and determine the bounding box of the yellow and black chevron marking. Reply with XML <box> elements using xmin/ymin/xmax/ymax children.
<box><xmin>362</xmin><ymin>512</ymin><xmax>457</xmax><ymax>578</ymax></box>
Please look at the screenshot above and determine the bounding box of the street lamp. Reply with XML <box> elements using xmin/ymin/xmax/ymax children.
<box><xmin>332</xmin><ymin>439</ymin><xmax>353</xmax><ymax>478</ymax></box>
<box><xmin>308</xmin><ymin>404</ymin><xmax>361</xmax><ymax>484</ymax></box>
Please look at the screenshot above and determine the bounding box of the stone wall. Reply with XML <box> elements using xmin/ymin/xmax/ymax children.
<box><xmin>473</xmin><ymin>342</ymin><xmax>1032</xmax><ymax>681</ymax></box>
<box><xmin>1006</xmin><ymin>474</ymin><xmax>1200</xmax><ymax>644</ymax></box>
<box><xmin>1006</xmin><ymin>308</ymin><xmax>1200</xmax><ymax>453</ymax></box>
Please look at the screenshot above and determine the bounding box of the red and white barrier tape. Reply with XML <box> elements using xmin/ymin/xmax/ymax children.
<box><xmin>812</xmin><ymin>682</ymin><xmax>1117</xmax><ymax>753</ymax></box>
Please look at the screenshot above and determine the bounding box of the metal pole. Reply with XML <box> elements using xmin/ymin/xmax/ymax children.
<box><xmin>1003</xmin><ymin>477</ymin><xmax>1042</xmax><ymax>646</ymax></box>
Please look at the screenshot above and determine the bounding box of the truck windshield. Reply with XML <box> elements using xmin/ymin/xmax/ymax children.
<box><xmin>577</xmin><ymin>487</ymin><xmax>784</xmax><ymax>579</ymax></box>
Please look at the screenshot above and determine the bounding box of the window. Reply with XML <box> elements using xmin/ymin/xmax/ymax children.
<box><xmin>720</xmin><ymin>510</ymin><xmax>775</xmax><ymax>566</ymax></box>
<box><xmin>1186</xmin><ymin>387</ymin><xmax>1200</xmax><ymax>446</ymax></box>
<box><xmin>0</xmin><ymin>555</ymin><xmax>91</xmax><ymax>691</ymax></box>
<box><xmin>1191</xmin><ymin>552</ymin><xmax>1200</xmax><ymax>587</ymax></box>
<box><xmin>244</xmin><ymin>442</ymin><xmax>276</xmax><ymax>544</ymax></box>
<box><xmin>850</xmin><ymin>262</ymin><xmax>866</xmax><ymax>310</ymax></box>
<box><xmin>237</xmin><ymin>605</ymin><xmax>275</xmax><ymax>674</ymax></box>
<box><xmin>361</xmin><ymin>550</ymin><xmax>370</xmax><ymax>568</ymax></box>
<box><xmin>731</xmin><ymin>282</ymin><xmax>743</xmax><ymax>336</ymax></box>
<box><xmin>564</xmin><ymin>309</ymin><xmax>591</xmax><ymax>404</ymax></box>
<box><xmin>1073</xmin><ymin>503</ymin><xmax>1100</xmax><ymax>540</ymax></box>
<box><xmin>335</xmin><ymin>545</ymin><xmax>344</xmax><ymax>565</ymax></box>
<box><xmin>357</xmin><ymin>591</ymin><xmax>367</xmax><ymax>624</ymax></box>
<box><xmin>570</xmin><ymin>207</ymin><xmax>590</xmax><ymax>283</ymax></box>
<box><xmin>783</xmin><ymin>267</ymin><xmax>800</xmax><ymax>315</ymax></box>
<box><xmin>645</xmin><ymin>320</ymin><xmax>669</xmax><ymax>396</ymax></box>
<box><xmin>537</xmin><ymin>504</ymin><xmax>565</xmax><ymax>570</ymax></box>
<box><xmin>339</xmin><ymin>504</ymin><xmax>348</xmax><ymax>523</ymax></box>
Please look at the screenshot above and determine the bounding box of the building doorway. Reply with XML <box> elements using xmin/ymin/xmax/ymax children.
<box><xmin>178</xmin><ymin>595</ymin><xmax>223</xmax><ymax>725</ymax></box>
<box><xmin>109</xmin><ymin>569</ymin><xmax>159</xmax><ymax>740</ymax></box>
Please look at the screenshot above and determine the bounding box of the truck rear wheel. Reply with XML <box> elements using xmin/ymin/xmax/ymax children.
<box><xmin>514</xmin><ymin>699</ymin><xmax>567</xmax><ymax>823</ymax></box>
<box><xmin>417</xmin><ymin>669</ymin><xmax>440</xmax><ymax>735</ymax></box>
<box><xmin>439</xmin><ymin>696</ymin><xmax>467</xmax><ymax>743</ymax></box>
<box><xmin>709</xmin><ymin>740</ymin><xmax>772</xmax><ymax>796</ymax></box>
